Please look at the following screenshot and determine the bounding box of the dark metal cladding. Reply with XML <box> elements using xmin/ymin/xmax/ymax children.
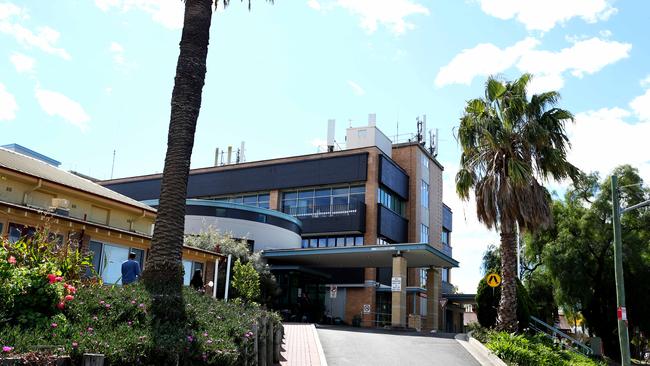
<box><xmin>377</xmin><ymin>204</ymin><xmax>408</xmax><ymax>243</ymax></box>
<box><xmin>378</xmin><ymin>155</ymin><xmax>408</xmax><ymax>200</ymax></box>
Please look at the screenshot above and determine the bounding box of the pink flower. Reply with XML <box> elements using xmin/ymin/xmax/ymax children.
<box><xmin>206</xmin><ymin>339</ymin><xmax>213</xmax><ymax>344</ymax></box>
<box><xmin>66</xmin><ymin>285</ymin><xmax>76</xmax><ymax>294</ymax></box>
<box><xmin>87</xmin><ymin>327</ymin><xmax>94</xmax><ymax>332</ymax></box>
<box><xmin>71</xmin><ymin>342</ymin><xmax>78</xmax><ymax>348</ymax></box>
<box><xmin>92</xmin><ymin>316</ymin><xmax>98</xmax><ymax>321</ymax></box>
<box><xmin>131</xmin><ymin>300</ymin><xmax>136</xmax><ymax>304</ymax></box>
<box><xmin>57</xmin><ymin>302</ymin><xmax>65</xmax><ymax>310</ymax></box>
<box><xmin>187</xmin><ymin>335</ymin><xmax>194</xmax><ymax>342</ymax></box>
<box><xmin>51</xmin><ymin>323</ymin><xmax>58</xmax><ymax>328</ymax></box>
<box><xmin>65</xmin><ymin>295</ymin><xmax>74</xmax><ymax>302</ymax></box>
<box><xmin>127</xmin><ymin>321</ymin><xmax>132</xmax><ymax>326</ymax></box>
<box><xmin>47</xmin><ymin>274</ymin><xmax>57</xmax><ymax>284</ymax></box>
<box><xmin>138</xmin><ymin>303</ymin><xmax>145</xmax><ymax>308</ymax></box>
<box><xmin>99</xmin><ymin>300</ymin><xmax>105</xmax><ymax>305</ymax></box>
<box><xmin>7</xmin><ymin>256</ymin><xmax>16</xmax><ymax>265</ymax></box>
<box><xmin>203</xmin><ymin>332</ymin><xmax>208</xmax><ymax>337</ymax></box>
<box><xmin>55</xmin><ymin>276</ymin><xmax>63</xmax><ymax>282</ymax></box>
<box><xmin>105</xmin><ymin>304</ymin><xmax>111</xmax><ymax>309</ymax></box>
<box><xmin>2</xmin><ymin>346</ymin><xmax>13</xmax><ymax>353</ymax></box>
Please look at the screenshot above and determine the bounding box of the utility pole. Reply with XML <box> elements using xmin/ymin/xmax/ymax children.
<box><xmin>611</xmin><ymin>175</ymin><xmax>631</xmax><ymax>366</ymax></box>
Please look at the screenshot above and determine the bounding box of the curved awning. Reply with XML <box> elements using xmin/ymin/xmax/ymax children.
<box><xmin>262</xmin><ymin>243</ymin><xmax>458</xmax><ymax>268</ymax></box>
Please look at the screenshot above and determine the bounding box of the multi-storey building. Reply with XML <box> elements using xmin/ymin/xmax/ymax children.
<box><xmin>100</xmin><ymin>118</ymin><xmax>464</xmax><ymax>331</ymax></box>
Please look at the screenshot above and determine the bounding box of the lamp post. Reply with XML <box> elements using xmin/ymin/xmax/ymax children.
<box><xmin>611</xmin><ymin>176</ymin><xmax>650</xmax><ymax>366</ymax></box>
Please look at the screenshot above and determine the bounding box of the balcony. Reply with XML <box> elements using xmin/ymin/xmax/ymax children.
<box><xmin>442</xmin><ymin>244</ymin><xmax>452</xmax><ymax>257</ymax></box>
<box><xmin>283</xmin><ymin>202</ymin><xmax>366</xmax><ymax>234</ymax></box>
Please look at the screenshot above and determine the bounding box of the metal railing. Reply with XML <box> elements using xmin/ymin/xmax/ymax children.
<box><xmin>529</xmin><ymin>315</ymin><xmax>593</xmax><ymax>356</ymax></box>
<box><xmin>282</xmin><ymin>202</ymin><xmax>365</xmax><ymax>218</ymax></box>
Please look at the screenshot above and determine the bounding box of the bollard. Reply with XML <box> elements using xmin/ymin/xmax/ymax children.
<box><xmin>258</xmin><ymin>317</ymin><xmax>268</xmax><ymax>366</ymax></box>
<box><xmin>82</xmin><ymin>353</ymin><xmax>105</xmax><ymax>366</ymax></box>
<box><xmin>273</xmin><ymin>323</ymin><xmax>283</xmax><ymax>364</ymax></box>
<box><xmin>267</xmin><ymin>320</ymin><xmax>274</xmax><ymax>365</ymax></box>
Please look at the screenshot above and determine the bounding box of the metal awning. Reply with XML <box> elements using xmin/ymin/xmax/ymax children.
<box><xmin>262</xmin><ymin>243</ymin><xmax>458</xmax><ymax>268</ymax></box>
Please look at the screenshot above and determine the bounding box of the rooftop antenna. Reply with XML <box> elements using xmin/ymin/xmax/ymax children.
<box><xmin>214</xmin><ymin>148</ymin><xmax>220</xmax><ymax>166</ymax></box>
<box><xmin>327</xmin><ymin>119</ymin><xmax>336</xmax><ymax>153</ymax></box>
<box><xmin>240</xmin><ymin>141</ymin><xmax>245</xmax><ymax>163</ymax></box>
<box><xmin>110</xmin><ymin>149</ymin><xmax>116</xmax><ymax>179</ymax></box>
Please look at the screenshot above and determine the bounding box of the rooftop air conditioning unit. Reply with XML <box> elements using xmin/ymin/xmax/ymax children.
<box><xmin>50</xmin><ymin>198</ymin><xmax>70</xmax><ymax>217</ymax></box>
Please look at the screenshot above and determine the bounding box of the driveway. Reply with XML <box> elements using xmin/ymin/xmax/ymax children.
<box><xmin>316</xmin><ymin>326</ymin><xmax>481</xmax><ymax>366</ymax></box>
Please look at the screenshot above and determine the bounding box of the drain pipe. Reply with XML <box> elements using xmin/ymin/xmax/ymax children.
<box><xmin>22</xmin><ymin>178</ymin><xmax>43</xmax><ymax>205</ymax></box>
<box><xmin>224</xmin><ymin>254</ymin><xmax>232</xmax><ymax>302</ymax></box>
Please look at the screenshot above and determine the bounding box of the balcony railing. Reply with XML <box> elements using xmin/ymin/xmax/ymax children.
<box><xmin>282</xmin><ymin>202</ymin><xmax>365</xmax><ymax>218</ymax></box>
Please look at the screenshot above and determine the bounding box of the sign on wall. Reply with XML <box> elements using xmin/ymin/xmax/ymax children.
<box><xmin>391</xmin><ymin>276</ymin><xmax>402</xmax><ymax>292</ymax></box>
<box><xmin>329</xmin><ymin>285</ymin><xmax>337</xmax><ymax>299</ymax></box>
<box><xmin>363</xmin><ymin>304</ymin><xmax>371</xmax><ymax>314</ymax></box>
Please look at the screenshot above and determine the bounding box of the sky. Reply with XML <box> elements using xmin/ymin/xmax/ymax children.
<box><xmin>1</xmin><ymin>0</ymin><xmax>649</xmax><ymax>293</ymax></box>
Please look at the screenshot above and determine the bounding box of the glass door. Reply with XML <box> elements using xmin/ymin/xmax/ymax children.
<box><xmin>101</xmin><ymin>244</ymin><xmax>129</xmax><ymax>285</ymax></box>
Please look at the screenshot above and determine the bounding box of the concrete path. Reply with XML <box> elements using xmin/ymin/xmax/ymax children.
<box><xmin>280</xmin><ymin>323</ymin><xmax>326</xmax><ymax>366</ymax></box>
<box><xmin>316</xmin><ymin>326</ymin><xmax>481</xmax><ymax>366</ymax></box>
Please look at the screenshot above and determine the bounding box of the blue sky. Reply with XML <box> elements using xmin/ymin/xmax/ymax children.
<box><xmin>1</xmin><ymin>0</ymin><xmax>649</xmax><ymax>292</ymax></box>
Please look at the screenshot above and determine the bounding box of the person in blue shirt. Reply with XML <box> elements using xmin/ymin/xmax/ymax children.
<box><xmin>121</xmin><ymin>252</ymin><xmax>141</xmax><ymax>285</ymax></box>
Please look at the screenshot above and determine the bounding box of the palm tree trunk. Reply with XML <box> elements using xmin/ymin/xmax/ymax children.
<box><xmin>142</xmin><ymin>0</ymin><xmax>213</xmax><ymax>322</ymax></box>
<box><xmin>497</xmin><ymin>220</ymin><xmax>518</xmax><ymax>332</ymax></box>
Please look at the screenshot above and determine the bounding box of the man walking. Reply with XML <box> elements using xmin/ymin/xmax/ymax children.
<box><xmin>121</xmin><ymin>252</ymin><xmax>141</xmax><ymax>285</ymax></box>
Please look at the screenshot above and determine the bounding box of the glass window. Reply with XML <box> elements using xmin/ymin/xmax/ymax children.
<box><xmin>243</xmin><ymin>195</ymin><xmax>257</xmax><ymax>204</ymax></box>
<box><xmin>318</xmin><ymin>238</ymin><xmax>327</xmax><ymax>248</ymax></box>
<box><xmin>314</xmin><ymin>196</ymin><xmax>330</xmax><ymax>208</ymax></box>
<box><xmin>315</xmin><ymin>188</ymin><xmax>331</xmax><ymax>197</ymax></box>
<box><xmin>422</xmin><ymin>154</ymin><xmax>430</xmax><ymax>168</ymax></box>
<box><xmin>283</xmin><ymin>191</ymin><xmax>297</xmax><ymax>200</ymax></box>
<box><xmin>421</xmin><ymin>180</ymin><xmax>429</xmax><ymax>208</ymax></box>
<box><xmin>345</xmin><ymin>237</ymin><xmax>354</xmax><ymax>246</ymax></box>
<box><xmin>442</xmin><ymin>268</ymin><xmax>449</xmax><ymax>282</ymax></box>
<box><xmin>86</xmin><ymin>241</ymin><xmax>103</xmax><ymax>278</ymax></box>
<box><xmin>309</xmin><ymin>239</ymin><xmax>318</xmax><ymax>248</ymax></box>
<box><xmin>420</xmin><ymin>224</ymin><xmax>429</xmax><ymax>243</ymax></box>
<box><xmin>8</xmin><ymin>223</ymin><xmax>36</xmax><ymax>243</ymax></box>
<box><xmin>332</xmin><ymin>195</ymin><xmax>348</xmax><ymax>208</ymax></box>
<box><xmin>298</xmin><ymin>190</ymin><xmax>314</xmax><ymax>198</ymax></box>
<box><xmin>231</xmin><ymin>197</ymin><xmax>243</xmax><ymax>204</ymax></box>
<box><xmin>301</xmin><ymin>239</ymin><xmax>309</xmax><ymax>248</ymax></box>
<box><xmin>327</xmin><ymin>238</ymin><xmax>336</xmax><ymax>247</ymax></box>
<box><xmin>101</xmin><ymin>244</ymin><xmax>130</xmax><ymax>285</ymax></box>
<box><xmin>350</xmin><ymin>185</ymin><xmax>365</xmax><ymax>194</ymax></box>
<box><xmin>129</xmin><ymin>248</ymin><xmax>145</xmax><ymax>271</ymax></box>
<box><xmin>354</xmin><ymin>236</ymin><xmax>364</xmax><ymax>246</ymax></box>
<box><xmin>258</xmin><ymin>202</ymin><xmax>270</xmax><ymax>209</ymax></box>
<box><xmin>0</xmin><ymin>222</ymin><xmax>3</xmax><ymax>236</ymax></box>
<box><xmin>192</xmin><ymin>262</ymin><xmax>204</xmax><ymax>279</ymax></box>
<box><xmin>182</xmin><ymin>260</ymin><xmax>193</xmax><ymax>286</ymax></box>
<box><xmin>332</xmin><ymin>187</ymin><xmax>349</xmax><ymax>196</ymax></box>
<box><xmin>442</xmin><ymin>230</ymin><xmax>450</xmax><ymax>246</ymax></box>
<box><xmin>378</xmin><ymin>187</ymin><xmax>406</xmax><ymax>217</ymax></box>
<box><xmin>336</xmin><ymin>237</ymin><xmax>345</xmax><ymax>247</ymax></box>
<box><xmin>258</xmin><ymin>193</ymin><xmax>270</xmax><ymax>202</ymax></box>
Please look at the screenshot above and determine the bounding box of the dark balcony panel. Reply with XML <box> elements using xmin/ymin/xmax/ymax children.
<box><xmin>102</xmin><ymin>152</ymin><xmax>369</xmax><ymax>201</ymax></box>
<box><xmin>443</xmin><ymin>204</ymin><xmax>453</xmax><ymax>231</ymax></box>
<box><xmin>300</xmin><ymin>203</ymin><xmax>366</xmax><ymax>234</ymax></box>
<box><xmin>442</xmin><ymin>281</ymin><xmax>455</xmax><ymax>294</ymax></box>
<box><xmin>442</xmin><ymin>244</ymin><xmax>452</xmax><ymax>257</ymax></box>
<box><xmin>379</xmin><ymin>155</ymin><xmax>408</xmax><ymax>200</ymax></box>
<box><xmin>377</xmin><ymin>204</ymin><xmax>408</xmax><ymax>243</ymax></box>
<box><xmin>323</xmin><ymin>268</ymin><xmax>365</xmax><ymax>284</ymax></box>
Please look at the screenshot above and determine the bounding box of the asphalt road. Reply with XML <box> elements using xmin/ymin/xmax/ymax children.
<box><xmin>316</xmin><ymin>326</ymin><xmax>481</xmax><ymax>366</ymax></box>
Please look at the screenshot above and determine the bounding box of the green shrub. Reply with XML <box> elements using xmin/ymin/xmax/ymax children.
<box><xmin>475</xmin><ymin>277</ymin><xmax>532</xmax><ymax>329</ymax></box>
<box><xmin>0</xmin><ymin>283</ymin><xmax>268</xmax><ymax>365</ymax></box>
<box><xmin>232</xmin><ymin>259</ymin><xmax>261</xmax><ymax>303</ymax></box>
<box><xmin>1</xmin><ymin>232</ymin><xmax>88</xmax><ymax>327</ymax></box>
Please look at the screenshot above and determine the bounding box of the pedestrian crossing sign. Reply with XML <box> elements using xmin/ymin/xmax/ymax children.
<box><xmin>486</xmin><ymin>273</ymin><xmax>501</xmax><ymax>288</ymax></box>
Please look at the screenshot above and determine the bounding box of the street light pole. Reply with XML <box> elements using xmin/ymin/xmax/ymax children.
<box><xmin>611</xmin><ymin>175</ymin><xmax>631</xmax><ymax>366</ymax></box>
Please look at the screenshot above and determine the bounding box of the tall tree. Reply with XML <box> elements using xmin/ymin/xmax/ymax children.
<box><xmin>141</xmin><ymin>0</ymin><xmax>272</xmax><ymax>345</ymax></box>
<box><xmin>456</xmin><ymin>74</ymin><xmax>579</xmax><ymax>332</ymax></box>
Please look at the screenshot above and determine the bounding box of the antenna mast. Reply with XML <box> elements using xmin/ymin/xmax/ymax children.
<box><xmin>110</xmin><ymin>150</ymin><xmax>116</xmax><ymax>179</ymax></box>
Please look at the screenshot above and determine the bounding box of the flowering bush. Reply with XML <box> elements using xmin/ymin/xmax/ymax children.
<box><xmin>0</xmin><ymin>231</ymin><xmax>87</xmax><ymax>327</ymax></box>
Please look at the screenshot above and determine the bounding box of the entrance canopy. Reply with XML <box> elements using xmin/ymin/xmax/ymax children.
<box><xmin>262</xmin><ymin>243</ymin><xmax>458</xmax><ymax>268</ymax></box>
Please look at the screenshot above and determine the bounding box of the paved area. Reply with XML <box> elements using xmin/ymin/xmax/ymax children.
<box><xmin>316</xmin><ymin>326</ymin><xmax>481</xmax><ymax>366</ymax></box>
<box><xmin>280</xmin><ymin>323</ymin><xmax>323</xmax><ymax>366</ymax></box>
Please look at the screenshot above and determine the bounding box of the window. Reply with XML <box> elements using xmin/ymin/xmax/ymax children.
<box><xmin>85</xmin><ymin>241</ymin><xmax>146</xmax><ymax>285</ymax></box>
<box><xmin>421</xmin><ymin>154</ymin><xmax>429</xmax><ymax>169</ymax></box>
<box><xmin>201</xmin><ymin>192</ymin><xmax>270</xmax><ymax>209</ymax></box>
<box><xmin>420</xmin><ymin>180</ymin><xmax>429</xmax><ymax>208</ymax></box>
<box><xmin>302</xmin><ymin>235</ymin><xmax>364</xmax><ymax>248</ymax></box>
<box><xmin>442</xmin><ymin>230</ymin><xmax>450</xmax><ymax>246</ymax></box>
<box><xmin>420</xmin><ymin>224</ymin><xmax>429</xmax><ymax>243</ymax></box>
<box><xmin>8</xmin><ymin>223</ymin><xmax>36</xmax><ymax>243</ymax></box>
<box><xmin>282</xmin><ymin>184</ymin><xmax>365</xmax><ymax>216</ymax></box>
<box><xmin>442</xmin><ymin>268</ymin><xmax>449</xmax><ymax>282</ymax></box>
<box><xmin>377</xmin><ymin>187</ymin><xmax>405</xmax><ymax>216</ymax></box>
<box><xmin>377</xmin><ymin>237</ymin><xmax>392</xmax><ymax>246</ymax></box>
<box><xmin>183</xmin><ymin>261</ymin><xmax>205</xmax><ymax>286</ymax></box>
<box><xmin>0</xmin><ymin>222</ymin><xmax>4</xmax><ymax>236</ymax></box>
<box><xmin>419</xmin><ymin>268</ymin><xmax>427</xmax><ymax>288</ymax></box>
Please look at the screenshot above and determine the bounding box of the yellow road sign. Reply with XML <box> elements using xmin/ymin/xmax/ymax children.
<box><xmin>486</xmin><ymin>273</ymin><xmax>501</xmax><ymax>287</ymax></box>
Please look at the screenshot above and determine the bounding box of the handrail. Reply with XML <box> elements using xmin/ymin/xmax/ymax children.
<box><xmin>283</xmin><ymin>202</ymin><xmax>365</xmax><ymax>218</ymax></box>
<box><xmin>529</xmin><ymin>315</ymin><xmax>593</xmax><ymax>356</ymax></box>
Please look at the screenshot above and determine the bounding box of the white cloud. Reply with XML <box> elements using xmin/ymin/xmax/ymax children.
<box><xmin>9</xmin><ymin>52</ymin><xmax>35</xmax><ymax>73</ymax></box>
<box><xmin>478</xmin><ymin>0</ymin><xmax>617</xmax><ymax>32</ymax></box>
<box><xmin>35</xmin><ymin>87</ymin><xmax>90</xmax><ymax>131</ymax></box>
<box><xmin>435</xmin><ymin>37</ymin><xmax>631</xmax><ymax>92</ymax></box>
<box><xmin>568</xmin><ymin>107</ymin><xmax>650</xmax><ymax>183</ymax></box>
<box><xmin>435</xmin><ymin>37</ymin><xmax>539</xmax><ymax>87</ymax></box>
<box><xmin>347</xmin><ymin>80</ymin><xmax>365</xmax><ymax>96</ymax></box>
<box><xmin>95</xmin><ymin>0</ymin><xmax>184</xmax><ymax>29</ymax></box>
<box><xmin>629</xmin><ymin>89</ymin><xmax>650</xmax><ymax>121</ymax></box>
<box><xmin>640</xmin><ymin>75</ymin><xmax>650</xmax><ymax>88</ymax></box>
<box><xmin>307</xmin><ymin>0</ymin><xmax>321</xmax><ymax>11</ymax></box>
<box><xmin>0</xmin><ymin>3</ymin><xmax>70</xmax><ymax>60</ymax></box>
<box><xmin>0</xmin><ymin>83</ymin><xmax>18</xmax><ymax>121</ymax></box>
<box><xmin>311</xmin><ymin>0</ymin><xmax>429</xmax><ymax>34</ymax></box>
<box><xmin>109</xmin><ymin>41</ymin><xmax>125</xmax><ymax>64</ymax></box>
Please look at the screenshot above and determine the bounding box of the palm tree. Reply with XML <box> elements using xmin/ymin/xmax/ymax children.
<box><xmin>142</xmin><ymin>0</ymin><xmax>272</xmax><ymax>322</ymax></box>
<box><xmin>455</xmin><ymin>74</ymin><xmax>579</xmax><ymax>332</ymax></box>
